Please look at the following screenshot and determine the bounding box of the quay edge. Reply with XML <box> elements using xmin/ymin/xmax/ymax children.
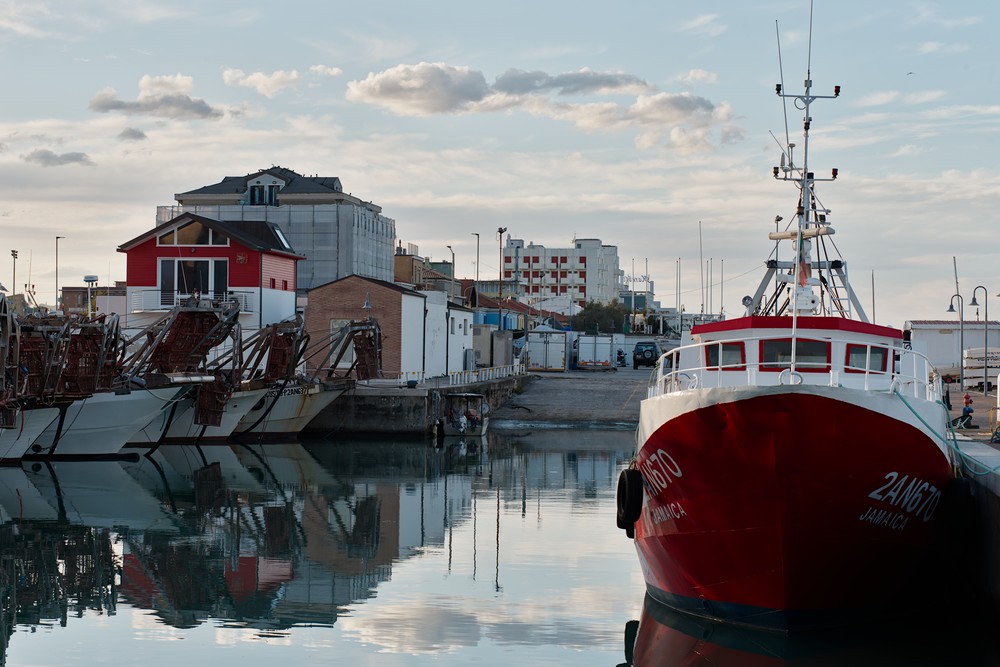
<box><xmin>302</xmin><ymin>375</ymin><xmax>530</xmax><ymax>437</ymax></box>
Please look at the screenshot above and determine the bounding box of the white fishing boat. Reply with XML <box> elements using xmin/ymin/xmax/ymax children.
<box><xmin>232</xmin><ymin>379</ymin><xmax>351</xmax><ymax>441</ymax></box>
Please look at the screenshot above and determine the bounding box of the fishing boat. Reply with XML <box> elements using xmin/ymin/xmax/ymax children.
<box><xmin>616</xmin><ymin>36</ymin><xmax>955</xmax><ymax>633</ymax></box>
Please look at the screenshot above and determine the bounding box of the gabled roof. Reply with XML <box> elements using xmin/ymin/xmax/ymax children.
<box><xmin>177</xmin><ymin>167</ymin><xmax>343</xmax><ymax>198</ymax></box>
<box><xmin>309</xmin><ymin>274</ymin><xmax>426</xmax><ymax>298</ymax></box>
<box><xmin>116</xmin><ymin>213</ymin><xmax>305</xmax><ymax>258</ymax></box>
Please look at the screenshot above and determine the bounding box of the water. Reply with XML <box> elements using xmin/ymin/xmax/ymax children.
<box><xmin>0</xmin><ymin>430</ymin><xmax>996</xmax><ymax>666</ymax></box>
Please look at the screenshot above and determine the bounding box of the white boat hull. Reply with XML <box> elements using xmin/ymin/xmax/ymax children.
<box><xmin>232</xmin><ymin>383</ymin><xmax>346</xmax><ymax>440</ymax></box>
<box><xmin>130</xmin><ymin>387</ymin><xmax>270</xmax><ymax>445</ymax></box>
<box><xmin>0</xmin><ymin>406</ymin><xmax>61</xmax><ymax>464</ymax></box>
<box><xmin>31</xmin><ymin>387</ymin><xmax>184</xmax><ymax>459</ymax></box>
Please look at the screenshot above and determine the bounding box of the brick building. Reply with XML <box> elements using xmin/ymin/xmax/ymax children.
<box><xmin>304</xmin><ymin>275</ymin><xmax>426</xmax><ymax>378</ymax></box>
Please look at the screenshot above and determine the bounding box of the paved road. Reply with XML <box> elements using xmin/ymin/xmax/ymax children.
<box><xmin>491</xmin><ymin>367</ymin><xmax>650</xmax><ymax>429</ymax></box>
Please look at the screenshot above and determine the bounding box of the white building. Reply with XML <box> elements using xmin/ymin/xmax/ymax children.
<box><xmin>503</xmin><ymin>236</ymin><xmax>623</xmax><ymax>314</ymax></box>
<box><xmin>159</xmin><ymin>167</ymin><xmax>396</xmax><ymax>291</ymax></box>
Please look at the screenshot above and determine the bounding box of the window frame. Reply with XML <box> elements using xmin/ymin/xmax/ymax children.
<box><xmin>844</xmin><ymin>343</ymin><xmax>889</xmax><ymax>374</ymax></box>
<box><xmin>704</xmin><ymin>341</ymin><xmax>747</xmax><ymax>371</ymax></box>
<box><xmin>759</xmin><ymin>338</ymin><xmax>831</xmax><ymax>372</ymax></box>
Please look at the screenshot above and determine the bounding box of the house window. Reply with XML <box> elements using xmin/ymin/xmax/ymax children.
<box><xmin>580</xmin><ymin>256</ymin><xmax>586</xmax><ymax>265</ymax></box>
<box><xmin>580</xmin><ymin>286</ymin><xmax>586</xmax><ymax>294</ymax></box>
<box><xmin>282</xmin><ymin>280</ymin><xmax>288</xmax><ymax>291</ymax></box>
<box><xmin>270</xmin><ymin>278</ymin><xmax>276</xmax><ymax>289</ymax></box>
<box><xmin>158</xmin><ymin>221</ymin><xmax>228</xmax><ymax>246</ymax></box>
<box><xmin>550</xmin><ymin>271</ymin><xmax>557</xmax><ymax>279</ymax></box>
<box><xmin>580</xmin><ymin>271</ymin><xmax>586</xmax><ymax>279</ymax></box>
<box><xmin>705</xmin><ymin>342</ymin><xmax>746</xmax><ymax>370</ymax></box>
<box><xmin>560</xmin><ymin>271</ymin><xmax>567</xmax><ymax>278</ymax></box>
<box><xmin>504</xmin><ymin>271</ymin><xmax>511</xmax><ymax>278</ymax></box>
<box><xmin>451</xmin><ymin>317</ymin><xmax>456</xmax><ymax>334</ymax></box>
<box><xmin>845</xmin><ymin>344</ymin><xmax>889</xmax><ymax>373</ymax></box>
<box><xmin>159</xmin><ymin>258</ymin><xmax>228</xmax><ymax>304</ymax></box>
<box><xmin>760</xmin><ymin>339</ymin><xmax>830</xmax><ymax>372</ymax></box>
<box><xmin>504</xmin><ymin>256</ymin><xmax>512</xmax><ymax>264</ymax></box>
<box><xmin>560</xmin><ymin>286</ymin><xmax>567</xmax><ymax>293</ymax></box>
<box><xmin>561</xmin><ymin>256</ymin><xmax>568</xmax><ymax>263</ymax></box>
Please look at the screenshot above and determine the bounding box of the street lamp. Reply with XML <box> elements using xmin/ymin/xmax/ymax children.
<box><xmin>947</xmin><ymin>293</ymin><xmax>965</xmax><ymax>391</ymax></box>
<box><xmin>497</xmin><ymin>227</ymin><xmax>507</xmax><ymax>331</ymax></box>
<box><xmin>55</xmin><ymin>236</ymin><xmax>65</xmax><ymax>311</ymax></box>
<box><xmin>10</xmin><ymin>250</ymin><xmax>17</xmax><ymax>297</ymax></box>
<box><xmin>971</xmin><ymin>285</ymin><xmax>990</xmax><ymax>395</ymax></box>
<box><xmin>446</xmin><ymin>245</ymin><xmax>456</xmax><ymax>302</ymax></box>
<box><xmin>471</xmin><ymin>232</ymin><xmax>480</xmax><ymax>284</ymax></box>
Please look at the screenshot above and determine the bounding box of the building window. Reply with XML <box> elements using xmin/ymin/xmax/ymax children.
<box><xmin>580</xmin><ymin>286</ymin><xmax>586</xmax><ymax>294</ymax></box>
<box><xmin>550</xmin><ymin>271</ymin><xmax>557</xmax><ymax>279</ymax></box>
<box><xmin>560</xmin><ymin>286</ymin><xmax>567</xmax><ymax>293</ymax></box>
<box><xmin>451</xmin><ymin>317</ymin><xmax>456</xmax><ymax>334</ymax></box>
<box><xmin>504</xmin><ymin>271</ymin><xmax>512</xmax><ymax>278</ymax></box>
<box><xmin>580</xmin><ymin>271</ymin><xmax>586</xmax><ymax>279</ymax></box>
<box><xmin>560</xmin><ymin>271</ymin><xmax>567</xmax><ymax>278</ymax></box>
<box><xmin>270</xmin><ymin>278</ymin><xmax>276</xmax><ymax>289</ymax></box>
<box><xmin>561</xmin><ymin>256</ymin><xmax>568</xmax><ymax>263</ymax></box>
<box><xmin>249</xmin><ymin>183</ymin><xmax>281</xmax><ymax>205</ymax></box>
<box><xmin>282</xmin><ymin>280</ymin><xmax>288</xmax><ymax>291</ymax></box>
<box><xmin>760</xmin><ymin>339</ymin><xmax>830</xmax><ymax>372</ymax></box>
<box><xmin>580</xmin><ymin>256</ymin><xmax>587</xmax><ymax>265</ymax></box>
<box><xmin>504</xmin><ymin>256</ymin><xmax>512</xmax><ymax>264</ymax></box>
<box><xmin>158</xmin><ymin>258</ymin><xmax>228</xmax><ymax>304</ymax></box>
<box><xmin>158</xmin><ymin>220</ymin><xmax>228</xmax><ymax>246</ymax></box>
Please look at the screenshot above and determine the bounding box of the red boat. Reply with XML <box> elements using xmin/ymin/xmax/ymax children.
<box><xmin>616</xmin><ymin>39</ymin><xmax>956</xmax><ymax>634</ymax></box>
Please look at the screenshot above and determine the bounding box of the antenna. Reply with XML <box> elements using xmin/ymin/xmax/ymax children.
<box><xmin>807</xmin><ymin>0</ymin><xmax>815</xmax><ymax>79</ymax></box>
<box><xmin>775</xmin><ymin>21</ymin><xmax>791</xmax><ymax>151</ymax></box>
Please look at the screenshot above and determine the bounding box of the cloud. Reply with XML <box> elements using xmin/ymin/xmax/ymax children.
<box><xmin>918</xmin><ymin>41</ymin><xmax>971</xmax><ymax>54</ymax></box>
<box><xmin>89</xmin><ymin>74</ymin><xmax>222</xmax><ymax>119</ymax></box>
<box><xmin>223</xmin><ymin>68</ymin><xmax>300</xmax><ymax>97</ymax></box>
<box><xmin>118</xmin><ymin>127</ymin><xmax>147</xmax><ymax>141</ymax></box>
<box><xmin>310</xmin><ymin>64</ymin><xmax>343</xmax><ymax>77</ymax></box>
<box><xmin>0</xmin><ymin>4</ymin><xmax>57</xmax><ymax>37</ymax></box>
<box><xmin>678</xmin><ymin>69</ymin><xmax>718</xmax><ymax>85</ymax></box>
<box><xmin>678</xmin><ymin>13</ymin><xmax>727</xmax><ymax>37</ymax></box>
<box><xmin>904</xmin><ymin>90</ymin><xmax>946</xmax><ymax>104</ymax></box>
<box><xmin>21</xmin><ymin>149</ymin><xmax>94</xmax><ymax>167</ymax></box>
<box><xmin>347</xmin><ymin>62</ymin><xmax>737</xmax><ymax>151</ymax></box>
<box><xmin>856</xmin><ymin>91</ymin><xmax>900</xmax><ymax>107</ymax></box>
<box><xmin>492</xmin><ymin>68</ymin><xmax>649</xmax><ymax>96</ymax></box>
<box><xmin>346</xmin><ymin>62</ymin><xmax>492</xmax><ymax>115</ymax></box>
<box><xmin>892</xmin><ymin>144</ymin><xmax>924</xmax><ymax>157</ymax></box>
<box><xmin>910</xmin><ymin>4</ymin><xmax>982</xmax><ymax>29</ymax></box>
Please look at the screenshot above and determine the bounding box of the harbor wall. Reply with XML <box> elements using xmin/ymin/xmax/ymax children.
<box><xmin>304</xmin><ymin>375</ymin><xmax>529</xmax><ymax>436</ymax></box>
<box><xmin>958</xmin><ymin>441</ymin><xmax>1000</xmax><ymax>609</ymax></box>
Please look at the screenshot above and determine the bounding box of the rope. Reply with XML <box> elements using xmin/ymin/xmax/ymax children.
<box><xmin>892</xmin><ymin>388</ymin><xmax>1000</xmax><ymax>477</ymax></box>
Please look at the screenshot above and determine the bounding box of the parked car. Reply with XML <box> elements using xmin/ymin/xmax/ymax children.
<box><xmin>632</xmin><ymin>341</ymin><xmax>660</xmax><ymax>370</ymax></box>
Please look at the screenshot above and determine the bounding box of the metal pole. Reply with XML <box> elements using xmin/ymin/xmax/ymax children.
<box><xmin>446</xmin><ymin>245</ymin><xmax>455</xmax><ymax>302</ymax></box>
<box><xmin>498</xmin><ymin>227</ymin><xmax>507</xmax><ymax>331</ymax></box>
<box><xmin>972</xmin><ymin>285</ymin><xmax>989</xmax><ymax>395</ymax></box>
<box><xmin>10</xmin><ymin>250</ymin><xmax>16</xmax><ymax>298</ymax></box>
<box><xmin>472</xmin><ymin>232</ymin><xmax>480</xmax><ymax>283</ymax></box>
<box><xmin>949</xmin><ymin>293</ymin><xmax>964</xmax><ymax>391</ymax></box>
<box><xmin>55</xmin><ymin>236</ymin><xmax>65</xmax><ymax>311</ymax></box>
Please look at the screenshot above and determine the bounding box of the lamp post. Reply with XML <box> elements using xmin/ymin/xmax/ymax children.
<box><xmin>947</xmin><ymin>293</ymin><xmax>965</xmax><ymax>391</ymax></box>
<box><xmin>446</xmin><ymin>245</ymin><xmax>456</xmax><ymax>302</ymax></box>
<box><xmin>497</xmin><ymin>227</ymin><xmax>507</xmax><ymax>331</ymax></box>
<box><xmin>471</xmin><ymin>232</ymin><xmax>480</xmax><ymax>284</ymax></box>
<box><xmin>971</xmin><ymin>285</ymin><xmax>990</xmax><ymax>395</ymax></box>
<box><xmin>55</xmin><ymin>236</ymin><xmax>65</xmax><ymax>311</ymax></box>
<box><xmin>10</xmin><ymin>250</ymin><xmax>17</xmax><ymax>297</ymax></box>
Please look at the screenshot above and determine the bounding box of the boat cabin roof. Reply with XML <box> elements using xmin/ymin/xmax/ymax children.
<box><xmin>691</xmin><ymin>316</ymin><xmax>902</xmax><ymax>341</ymax></box>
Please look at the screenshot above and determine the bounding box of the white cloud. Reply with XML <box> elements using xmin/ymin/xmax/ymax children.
<box><xmin>310</xmin><ymin>64</ymin><xmax>343</xmax><ymax>77</ymax></box>
<box><xmin>21</xmin><ymin>149</ymin><xmax>94</xmax><ymax>167</ymax></box>
<box><xmin>678</xmin><ymin>13</ymin><xmax>727</xmax><ymax>38</ymax></box>
<box><xmin>223</xmin><ymin>68</ymin><xmax>300</xmax><ymax>98</ymax></box>
<box><xmin>678</xmin><ymin>69</ymin><xmax>718</xmax><ymax>85</ymax></box>
<box><xmin>904</xmin><ymin>90</ymin><xmax>946</xmax><ymax>104</ymax></box>
<box><xmin>855</xmin><ymin>91</ymin><xmax>899</xmax><ymax>107</ymax></box>
<box><xmin>346</xmin><ymin>62</ymin><xmax>492</xmax><ymax>115</ymax></box>
<box><xmin>918</xmin><ymin>41</ymin><xmax>971</xmax><ymax>54</ymax></box>
<box><xmin>89</xmin><ymin>74</ymin><xmax>223</xmax><ymax>119</ymax></box>
<box><xmin>891</xmin><ymin>145</ymin><xmax>923</xmax><ymax>157</ymax></box>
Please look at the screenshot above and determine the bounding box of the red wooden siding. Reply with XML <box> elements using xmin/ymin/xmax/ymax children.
<box><xmin>261</xmin><ymin>254</ymin><xmax>296</xmax><ymax>291</ymax></box>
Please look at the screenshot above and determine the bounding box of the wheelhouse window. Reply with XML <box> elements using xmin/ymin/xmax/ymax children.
<box><xmin>158</xmin><ymin>221</ymin><xmax>229</xmax><ymax>246</ymax></box>
<box><xmin>845</xmin><ymin>344</ymin><xmax>889</xmax><ymax>374</ymax></box>
<box><xmin>705</xmin><ymin>342</ymin><xmax>746</xmax><ymax>370</ymax></box>
<box><xmin>760</xmin><ymin>338</ymin><xmax>830</xmax><ymax>372</ymax></box>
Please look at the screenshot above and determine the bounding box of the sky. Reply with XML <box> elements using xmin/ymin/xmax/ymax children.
<box><xmin>1</xmin><ymin>0</ymin><xmax>998</xmax><ymax>329</ymax></box>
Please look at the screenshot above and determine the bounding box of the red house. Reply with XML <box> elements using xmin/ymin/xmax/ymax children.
<box><xmin>117</xmin><ymin>212</ymin><xmax>304</xmax><ymax>330</ymax></box>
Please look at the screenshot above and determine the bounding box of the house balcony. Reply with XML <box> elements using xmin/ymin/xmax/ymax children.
<box><xmin>130</xmin><ymin>289</ymin><xmax>257</xmax><ymax>313</ymax></box>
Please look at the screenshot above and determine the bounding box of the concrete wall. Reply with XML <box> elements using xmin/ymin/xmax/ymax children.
<box><xmin>401</xmin><ymin>293</ymin><xmax>426</xmax><ymax>376</ymax></box>
<box><xmin>304</xmin><ymin>375</ymin><xmax>528</xmax><ymax>436</ymax></box>
<box><xmin>422</xmin><ymin>292</ymin><xmax>447</xmax><ymax>378</ymax></box>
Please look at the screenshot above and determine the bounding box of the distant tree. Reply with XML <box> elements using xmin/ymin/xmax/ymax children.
<box><xmin>570</xmin><ymin>300</ymin><xmax>630</xmax><ymax>333</ymax></box>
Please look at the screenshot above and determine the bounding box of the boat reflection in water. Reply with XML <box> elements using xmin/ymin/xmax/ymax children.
<box><xmin>624</xmin><ymin>593</ymin><xmax>996</xmax><ymax>667</ymax></box>
<box><xmin>0</xmin><ymin>430</ymin><xmax>638</xmax><ymax>664</ymax></box>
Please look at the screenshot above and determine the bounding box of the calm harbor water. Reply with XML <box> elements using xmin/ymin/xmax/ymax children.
<box><xmin>0</xmin><ymin>429</ymin><xmax>996</xmax><ymax>666</ymax></box>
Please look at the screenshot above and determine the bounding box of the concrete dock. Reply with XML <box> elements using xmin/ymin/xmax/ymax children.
<box><xmin>489</xmin><ymin>367</ymin><xmax>649</xmax><ymax>430</ymax></box>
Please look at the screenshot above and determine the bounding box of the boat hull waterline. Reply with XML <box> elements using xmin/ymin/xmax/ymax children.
<box><xmin>632</xmin><ymin>384</ymin><xmax>952</xmax><ymax>632</ymax></box>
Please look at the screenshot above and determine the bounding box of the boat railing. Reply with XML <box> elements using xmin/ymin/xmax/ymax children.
<box><xmin>130</xmin><ymin>289</ymin><xmax>257</xmax><ymax>313</ymax></box>
<box><xmin>648</xmin><ymin>334</ymin><xmax>941</xmax><ymax>403</ymax></box>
